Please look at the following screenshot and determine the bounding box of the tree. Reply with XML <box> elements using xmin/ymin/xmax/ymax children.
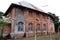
<box><xmin>0</xmin><ymin>11</ymin><xmax>4</xmax><ymax>18</ymax></box>
<box><xmin>0</xmin><ymin>11</ymin><xmax>8</xmax><ymax>37</ymax></box>
<box><xmin>48</xmin><ymin>12</ymin><xmax>59</xmax><ymax>32</ymax></box>
<box><xmin>58</xmin><ymin>22</ymin><xmax>60</xmax><ymax>32</ymax></box>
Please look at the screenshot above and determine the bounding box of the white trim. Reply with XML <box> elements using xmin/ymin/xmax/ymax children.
<box><xmin>14</xmin><ymin>21</ymin><xmax>25</xmax><ymax>33</ymax></box>
<box><xmin>10</xmin><ymin>32</ymin><xmax>14</xmax><ymax>38</ymax></box>
<box><xmin>10</xmin><ymin>32</ymin><xmax>14</xmax><ymax>34</ymax></box>
<box><xmin>14</xmin><ymin>32</ymin><xmax>24</xmax><ymax>34</ymax></box>
<box><xmin>37</xmin><ymin>31</ymin><xmax>41</xmax><ymax>32</ymax></box>
<box><xmin>28</xmin><ymin>31</ymin><xmax>34</xmax><ymax>33</ymax></box>
<box><xmin>10</xmin><ymin>32</ymin><xmax>24</xmax><ymax>34</ymax></box>
<box><xmin>43</xmin><ymin>31</ymin><xmax>47</xmax><ymax>32</ymax></box>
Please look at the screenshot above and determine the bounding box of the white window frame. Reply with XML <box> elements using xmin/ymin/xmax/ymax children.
<box><xmin>18</xmin><ymin>22</ymin><xmax>24</xmax><ymax>32</ymax></box>
<box><xmin>14</xmin><ymin>22</ymin><xmax>25</xmax><ymax>34</ymax></box>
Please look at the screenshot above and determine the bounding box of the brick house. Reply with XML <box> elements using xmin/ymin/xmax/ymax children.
<box><xmin>3</xmin><ymin>1</ymin><xmax>55</xmax><ymax>38</ymax></box>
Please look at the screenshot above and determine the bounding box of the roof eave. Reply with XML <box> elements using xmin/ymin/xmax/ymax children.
<box><xmin>3</xmin><ymin>3</ymin><xmax>54</xmax><ymax>20</ymax></box>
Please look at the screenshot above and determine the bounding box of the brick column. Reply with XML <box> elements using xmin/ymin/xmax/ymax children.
<box><xmin>40</xmin><ymin>15</ymin><xmax>43</xmax><ymax>32</ymax></box>
<box><xmin>33</xmin><ymin>12</ymin><xmax>36</xmax><ymax>32</ymax></box>
<box><xmin>46</xmin><ymin>22</ymin><xmax>48</xmax><ymax>35</ymax></box>
<box><xmin>25</xmin><ymin>11</ymin><xmax>29</xmax><ymax>37</ymax></box>
<box><xmin>40</xmin><ymin>22</ymin><xmax>43</xmax><ymax>35</ymax></box>
<box><xmin>10</xmin><ymin>8</ymin><xmax>15</xmax><ymax>38</ymax></box>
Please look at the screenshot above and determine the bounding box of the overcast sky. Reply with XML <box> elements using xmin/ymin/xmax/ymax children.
<box><xmin>0</xmin><ymin>0</ymin><xmax>60</xmax><ymax>20</ymax></box>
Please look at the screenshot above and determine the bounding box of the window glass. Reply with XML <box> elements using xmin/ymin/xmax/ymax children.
<box><xmin>15</xmin><ymin>8</ymin><xmax>18</xmax><ymax>17</ymax></box>
<box><xmin>29</xmin><ymin>23</ymin><xmax>33</xmax><ymax>31</ymax></box>
<box><xmin>43</xmin><ymin>24</ymin><xmax>46</xmax><ymax>31</ymax></box>
<box><xmin>18</xmin><ymin>9</ymin><xmax>24</xmax><ymax>15</ymax></box>
<box><xmin>37</xmin><ymin>24</ymin><xmax>40</xmax><ymax>31</ymax></box>
<box><xmin>18</xmin><ymin>22</ymin><xmax>24</xmax><ymax>31</ymax></box>
<box><xmin>29</xmin><ymin>10</ymin><xmax>33</xmax><ymax>17</ymax></box>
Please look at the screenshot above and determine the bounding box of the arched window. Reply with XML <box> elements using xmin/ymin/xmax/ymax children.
<box><xmin>18</xmin><ymin>22</ymin><xmax>24</xmax><ymax>31</ymax></box>
<box><xmin>29</xmin><ymin>23</ymin><xmax>33</xmax><ymax>31</ymax></box>
<box><xmin>37</xmin><ymin>24</ymin><xmax>40</xmax><ymax>31</ymax></box>
<box><xmin>43</xmin><ymin>24</ymin><xmax>46</xmax><ymax>31</ymax></box>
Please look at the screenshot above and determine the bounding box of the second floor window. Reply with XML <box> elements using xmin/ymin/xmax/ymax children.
<box><xmin>18</xmin><ymin>9</ymin><xmax>24</xmax><ymax>15</ymax></box>
<box><xmin>29</xmin><ymin>10</ymin><xmax>33</xmax><ymax>17</ymax></box>
<box><xmin>36</xmin><ymin>13</ymin><xmax>40</xmax><ymax>18</ymax></box>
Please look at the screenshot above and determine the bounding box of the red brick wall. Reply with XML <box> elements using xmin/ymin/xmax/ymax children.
<box><xmin>4</xmin><ymin>8</ymin><xmax>55</xmax><ymax>38</ymax></box>
<box><xmin>25</xmin><ymin>10</ymin><xmax>55</xmax><ymax>36</ymax></box>
<box><xmin>3</xmin><ymin>25</ymin><xmax>11</xmax><ymax>34</ymax></box>
<box><xmin>25</xmin><ymin>10</ymin><xmax>48</xmax><ymax>31</ymax></box>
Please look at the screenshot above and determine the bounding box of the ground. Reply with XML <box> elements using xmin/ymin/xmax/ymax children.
<box><xmin>14</xmin><ymin>36</ymin><xmax>48</xmax><ymax>40</ymax></box>
<box><xmin>1</xmin><ymin>33</ymin><xmax>60</xmax><ymax>40</ymax></box>
<box><xmin>7</xmin><ymin>34</ymin><xmax>60</xmax><ymax>40</ymax></box>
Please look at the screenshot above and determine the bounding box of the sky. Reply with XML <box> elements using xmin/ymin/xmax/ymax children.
<box><xmin>0</xmin><ymin>0</ymin><xmax>60</xmax><ymax>20</ymax></box>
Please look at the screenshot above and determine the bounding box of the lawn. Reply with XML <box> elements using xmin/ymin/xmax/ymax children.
<box><xmin>14</xmin><ymin>36</ymin><xmax>50</xmax><ymax>40</ymax></box>
<box><xmin>37</xmin><ymin>36</ymin><xmax>48</xmax><ymax>40</ymax></box>
<box><xmin>7</xmin><ymin>34</ymin><xmax>60</xmax><ymax>40</ymax></box>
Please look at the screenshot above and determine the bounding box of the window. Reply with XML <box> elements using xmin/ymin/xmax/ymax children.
<box><xmin>15</xmin><ymin>8</ymin><xmax>18</xmax><ymax>17</ymax></box>
<box><xmin>43</xmin><ymin>15</ymin><xmax>46</xmax><ymax>20</ymax></box>
<box><xmin>29</xmin><ymin>23</ymin><xmax>33</xmax><ymax>31</ymax></box>
<box><xmin>43</xmin><ymin>24</ymin><xmax>46</xmax><ymax>31</ymax></box>
<box><xmin>18</xmin><ymin>9</ymin><xmax>24</xmax><ymax>15</ymax></box>
<box><xmin>29</xmin><ymin>10</ymin><xmax>33</xmax><ymax>17</ymax></box>
<box><xmin>37</xmin><ymin>24</ymin><xmax>40</xmax><ymax>31</ymax></box>
<box><xmin>36</xmin><ymin>12</ymin><xmax>40</xmax><ymax>18</ymax></box>
<box><xmin>18</xmin><ymin>22</ymin><xmax>24</xmax><ymax>31</ymax></box>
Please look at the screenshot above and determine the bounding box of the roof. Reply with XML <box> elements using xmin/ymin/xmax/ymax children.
<box><xmin>3</xmin><ymin>1</ymin><xmax>54</xmax><ymax>20</ymax></box>
<box><xmin>15</xmin><ymin>1</ymin><xmax>43</xmax><ymax>12</ymax></box>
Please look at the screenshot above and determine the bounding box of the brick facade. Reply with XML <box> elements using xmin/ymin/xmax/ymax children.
<box><xmin>3</xmin><ymin>8</ymin><xmax>55</xmax><ymax>38</ymax></box>
<box><xmin>3</xmin><ymin>2</ymin><xmax>55</xmax><ymax>38</ymax></box>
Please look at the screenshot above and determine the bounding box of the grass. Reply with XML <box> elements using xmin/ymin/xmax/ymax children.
<box><xmin>37</xmin><ymin>36</ymin><xmax>48</xmax><ymax>40</ymax></box>
<box><xmin>14</xmin><ymin>36</ymin><xmax>49</xmax><ymax>40</ymax></box>
<box><xmin>7</xmin><ymin>33</ymin><xmax>60</xmax><ymax>40</ymax></box>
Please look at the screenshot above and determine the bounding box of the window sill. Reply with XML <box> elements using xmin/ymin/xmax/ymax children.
<box><xmin>14</xmin><ymin>32</ymin><xmax>25</xmax><ymax>34</ymax></box>
<box><xmin>37</xmin><ymin>31</ymin><xmax>41</xmax><ymax>32</ymax></box>
<box><xmin>43</xmin><ymin>31</ymin><xmax>47</xmax><ymax>32</ymax></box>
<box><xmin>28</xmin><ymin>31</ymin><xmax>33</xmax><ymax>33</ymax></box>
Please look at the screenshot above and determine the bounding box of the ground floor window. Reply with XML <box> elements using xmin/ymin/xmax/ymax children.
<box><xmin>37</xmin><ymin>24</ymin><xmax>40</xmax><ymax>31</ymax></box>
<box><xmin>43</xmin><ymin>24</ymin><xmax>46</xmax><ymax>31</ymax></box>
<box><xmin>29</xmin><ymin>23</ymin><xmax>33</xmax><ymax>31</ymax></box>
<box><xmin>18</xmin><ymin>22</ymin><xmax>24</xmax><ymax>32</ymax></box>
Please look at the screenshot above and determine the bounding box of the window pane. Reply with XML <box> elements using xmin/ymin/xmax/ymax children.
<box><xmin>18</xmin><ymin>9</ymin><xmax>24</xmax><ymax>15</ymax></box>
<box><xmin>29</xmin><ymin>23</ymin><xmax>33</xmax><ymax>31</ymax></box>
<box><xmin>43</xmin><ymin>24</ymin><xmax>46</xmax><ymax>31</ymax></box>
<box><xmin>37</xmin><ymin>24</ymin><xmax>40</xmax><ymax>31</ymax></box>
<box><xmin>18</xmin><ymin>22</ymin><xmax>24</xmax><ymax>31</ymax></box>
<box><xmin>29</xmin><ymin>10</ymin><xmax>33</xmax><ymax>17</ymax></box>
